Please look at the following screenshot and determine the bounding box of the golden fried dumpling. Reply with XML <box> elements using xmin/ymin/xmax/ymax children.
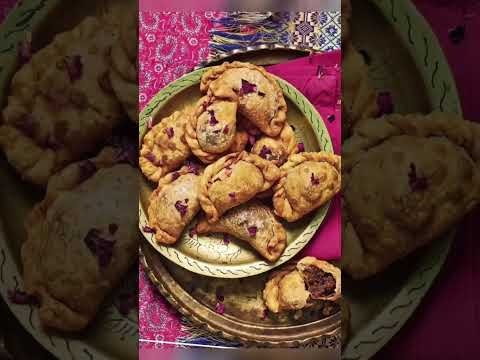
<box><xmin>342</xmin><ymin>43</ymin><xmax>379</xmax><ymax>138</ymax></box>
<box><xmin>341</xmin><ymin>113</ymin><xmax>480</xmax><ymax>279</ymax></box>
<box><xmin>22</xmin><ymin>147</ymin><xmax>137</xmax><ymax>331</ymax></box>
<box><xmin>139</xmin><ymin>110</ymin><xmax>191</xmax><ymax>182</ymax></box>
<box><xmin>200</xmin><ymin>61</ymin><xmax>287</xmax><ymax>137</ymax></box>
<box><xmin>273</xmin><ymin>152</ymin><xmax>341</xmax><ymax>222</ymax></box>
<box><xmin>196</xmin><ymin>201</ymin><xmax>287</xmax><ymax>262</ymax></box>
<box><xmin>186</xmin><ymin>96</ymin><xmax>247</xmax><ymax>163</ymax></box>
<box><xmin>263</xmin><ymin>257</ymin><xmax>341</xmax><ymax>314</ymax></box>
<box><xmin>252</xmin><ymin>123</ymin><xmax>298</xmax><ymax>166</ymax></box>
<box><xmin>199</xmin><ymin>151</ymin><xmax>281</xmax><ymax>223</ymax></box>
<box><xmin>147</xmin><ymin>164</ymin><xmax>204</xmax><ymax>245</ymax></box>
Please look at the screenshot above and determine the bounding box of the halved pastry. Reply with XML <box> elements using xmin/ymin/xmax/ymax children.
<box><xmin>139</xmin><ymin>110</ymin><xmax>191</xmax><ymax>182</ymax></box>
<box><xmin>263</xmin><ymin>257</ymin><xmax>341</xmax><ymax>314</ymax></box>
<box><xmin>0</xmin><ymin>17</ymin><xmax>123</xmax><ymax>186</ymax></box>
<box><xmin>21</xmin><ymin>146</ymin><xmax>138</xmax><ymax>331</ymax></box>
<box><xmin>148</xmin><ymin>164</ymin><xmax>204</xmax><ymax>245</ymax></box>
<box><xmin>273</xmin><ymin>152</ymin><xmax>341</xmax><ymax>222</ymax></box>
<box><xmin>196</xmin><ymin>201</ymin><xmax>287</xmax><ymax>262</ymax></box>
<box><xmin>186</xmin><ymin>96</ymin><xmax>246</xmax><ymax>163</ymax></box>
<box><xmin>200</xmin><ymin>61</ymin><xmax>287</xmax><ymax>137</ymax></box>
<box><xmin>199</xmin><ymin>151</ymin><xmax>281</xmax><ymax>223</ymax></box>
<box><xmin>342</xmin><ymin>43</ymin><xmax>378</xmax><ymax>138</ymax></box>
<box><xmin>252</xmin><ymin>123</ymin><xmax>298</xmax><ymax>166</ymax></box>
<box><xmin>341</xmin><ymin>113</ymin><xmax>480</xmax><ymax>279</ymax></box>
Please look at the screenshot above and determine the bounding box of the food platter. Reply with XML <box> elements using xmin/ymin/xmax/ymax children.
<box><xmin>0</xmin><ymin>1</ymin><xmax>138</xmax><ymax>359</ymax></box>
<box><xmin>139</xmin><ymin>64</ymin><xmax>334</xmax><ymax>278</ymax></box>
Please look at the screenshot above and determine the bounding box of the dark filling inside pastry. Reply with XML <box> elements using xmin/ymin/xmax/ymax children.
<box><xmin>303</xmin><ymin>265</ymin><xmax>336</xmax><ymax>298</ymax></box>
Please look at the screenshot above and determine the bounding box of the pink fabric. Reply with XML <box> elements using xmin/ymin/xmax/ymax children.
<box><xmin>267</xmin><ymin>50</ymin><xmax>342</xmax><ymax>260</ymax></box>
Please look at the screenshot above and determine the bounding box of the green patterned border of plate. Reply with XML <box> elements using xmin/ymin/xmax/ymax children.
<box><xmin>0</xmin><ymin>1</ymin><xmax>137</xmax><ymax>360</ymax></box>
<box><xmin>139</xmin><ymin>67</ymin><xmax>334</xmax><ymax>278</ymax></box>
<box><xmin>342</xmin><ymin>0</ymin><xmax>462</xmax><ymax>359</ymax></box>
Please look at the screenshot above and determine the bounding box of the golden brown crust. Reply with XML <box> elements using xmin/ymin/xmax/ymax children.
<box><xmin>273</xmin><ymin>152</ymin><xmax>341</xmax><ymax>222</ymax></box>
<box><xmin>139</xmin><ymin>109</ymin><xmax>191</xmax><ymax>182</ymax></box>
<box><xmin>200</xmin><ymin>61</ymin><xmax>287</xmax><ymax>137</ymax></box>
<box><xmin>252</xmin><ymin>123</ymin><xmax>298</xmax><ymax>166</ymax></box>
<box><xmin>199</xmin><ymin>151</ymin><xmax>281</xmax><ymax>223</ymax></box>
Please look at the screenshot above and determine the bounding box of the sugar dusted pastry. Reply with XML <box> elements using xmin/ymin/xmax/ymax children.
<box><xmin>200</xmin><ymin>61</ymin><xmax>287</xmax><ymax>137</ymax></box>
<box><xmin>341</xmin><ymin>113</ymin><xmax>480</xmax><ymax>279</ymax></box>
<box><xmin>186</xmin><ymin>96</ymin><xmax>247</xmax><ymax>163</ymax></box>
<box><xmin>196</xmin><ymin>201</ymin><xmax>287</xmax><ymax>262</ymax></box>
<box><xmin>148</xmin><ymin>164</ymin><xmax>204</xmax><ymax>245</ymax></box>
<box><xmin>22</xmin><ymin>147</ymin><xmax>137</xmax><ymax>331</ymax></box>
<box><xmin>199</xmin><ymin>151</ymin><xmax>281</xmax><ymax>223</ymax></box>
<box><xmin>263</xmin><ymin>257</ymin><xmax>341</xmax><ymax>314</ymax></box>
<box><xmin>273</xmin><ymin>152</ymin><xmax>341</xmax><ymax>222</ymax></box>
<box><xmin>139</xmin><ymin>110</ymin><xmax>191</xmax><ymax>182</ymax></box>
<box><xmin>342</xmin><ymin>43</ymin><xmax>378</xmax><ymax>138</ymax></box>
<box><xmin>0</xmin><ymin>17</ymin><xmax>123</xmax><ymax>186</ymax></box>
<box><xmin>252</xmin><ymin>123</ymin><xmax>298</xmax><ymax>166</ymax></box>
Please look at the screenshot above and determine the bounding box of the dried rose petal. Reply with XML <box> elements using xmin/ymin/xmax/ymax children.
<box><xmin>171</xmin><ymin>171</ymin><xmax>180</xmax><ymax>181</ymax></box>
<box><xmin>185</xmin><ymin>161</ymin><xmax>200</xmax><ymax>175</ymax></box>
<box><xmin>311</xmin><ymin>173</ymin><xmax>320</xmax><ymax>185</ymax></box>
<box><xmin>223</xmin><ymin>234</ymin><xmax>230</xmax><ymax>245</ymax></box>
<box><xmin>8</xmin><ymin>289</ymin><xmax>39</xmax><ymax>306</ymax></box>
<box><xmin>84</xmin><ymin>229</ymin><xmax>116</xmax><ymax>267</ymax></box>
<box><xmin>65</xmin><ymin>55</ymin><xmax>83</xmax><ymax>82</ymax></box>
<box><xmin>261</xmin><ymin>309</ymin><xmax>269</xmax><ymax>319</ymax></box>
<box><xmin>377</xmin><ymin>91</ymin><xmax>394</xmax><ymax>116</ymax></box>
<box><xmin>327</xmin><ymin>114</ymin><xmax>336</xmax><ymax>123</ymax></box>
<box><xmin>228</xmin><ymin>192</ymin><xmax>236</xmax><ymax>200</ymax></box>
<box><xmin>145</xmin><ymin>152</ymin><xmax>156</xmax><ymax>163</ymax></box>
<box><xmin>248</xmin><ymin>135</ymin><xmax>257</xmax><ymax>147</ymax></box>
<box><xmin>78</xmin><ymin>160</ymin><xmax>96</xmax><ymax>182</ymax></box>
<box><xmin>259</xmin><ymin>145</ymin><xmax>272</xmax><ymax>159</ymax></box>
<box><xmin>208</xmin><ymin>110</ymin><xmax>218</xmax><ymax>126</ymax></box>
<box><xmin>247</xmin><ymin>226</ymin><xmax>257</xmax><ymax>237</ymax></box>
<box><xmin>216</xmin><ymin>292</ymin><xmax>225</xmax><ymax>302</ymax></box>
<box><xmin>143</xmin><ymin>225</ymin><xmax>157</xmax><ymax>234</ymax></box>
<box><xmin>223</xmin><ymin>125</ymin><xmax>230</xmax><ymax>134</ymax></box>
<box><xmin>240</xmin><ymin>79</ymin><xmax>257</xmax><ymax>95</ymax></box>
<box><xmin>215</xmin><ymin>302</ymin><xmax>225</xmax><ymax>315</ymax></box>
<box><xmin>166</xmin><ymin>127</ymin><xmax>174</xmax><ymax>139</ymax></box>
<box><xmin>408</xmin><ymin>163</ymin><xmax>428</xmax><ymax>191</ymax></box>
<box><xmin>297</xmin><ymin>143</ymin><xmax>305</xmax><ymax>153</ymax></box>
<box><xmin>175</xmin><ymin>200</ymin><xmax>188</xmax><ymax>217</ymax></box>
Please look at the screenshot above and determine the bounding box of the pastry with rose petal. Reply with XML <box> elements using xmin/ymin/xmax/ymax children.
<box><xmin>263</xmin><ymin>257</ymin><xmax>341</xmax><ymax>314</ymax></box>
<box><xmin>186</xmin><ymin>96</ymin><xmax>247</xmax><ymax>163</ymax></box>
<box><xmin>147</xmin><ymin>164</ymin><xmax>204</xmax><ymax>245</ymax></box>
<box><xmin>196</xmin><ymin>200</ymin><xmax>287</xmax><ymax>262</ymax></box>
<box><xmin>273</xmin><ymin>152</ymin><xmax>341</xmax><ymax>222</ymax></box>
<box><xmin>139</xmin><ymin>110</ymin><xmax>191</xmax><ymax>182</ymax></box>
<box><xmin>200</xmin><ymin>61</ymin><xmax>287</xmax><ymax>137</ymax></box>
<box><xmin>22</xmin><ymin>146</ymin><xmax>138</xmax><ymax>331</ymax></box>
<box><xmin>341</xmin><ymin>113</ymin><xmax>480</xmax><ymax>279</ymax></box>
<box><xmin>252</xmin><ymin>123</ymin><xmax>297</xmax><ymax>166</ymax></box>
<box><xmin>199</xmin><ymin>151</ymin><xmax>281</xmax><ymax>223</ymax></box>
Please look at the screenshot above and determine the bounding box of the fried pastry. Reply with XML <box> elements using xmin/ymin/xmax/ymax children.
<box><xmin>341</xmin><ymin>113</ymin><xmax>480</xmax><ymax>279</ymax></box>
<box><xmin>148</xmin><ymin>164</ymin><xmax>204</xmax><ymax>245</ymax></box>
<box><xmin>342</xmin><ymin>43</ymin><xmax>378</xmax><ymax>138</ymax></box>
<box><xmin>199</xmin><ymin>151</ymin><xmax>281</xmax><ymax>223</ymax></box>
<box><xmin>273</xmin><ymin>152</ymin><xmax>341</xmax><ymax>222</ymax></box>
<box><xmin>263</xmin><ymin>257</ymin><xmax>341</xmax><ymax>314</ymax></box>
<box><xmin>186</xmin><ymin>96</ymin><xmax>247</xmax><ymax>163</ymax></box>
<box><xmin>200</xmin><ymin>61</ymin><xmax>287</xmax><ymax>137</ymax></box>
<box><xmin>21</xmin><ymin>147</ymin><xmax>138</xmax><ymax>331</ymax></box>
<box><xmin>196</xmin><ymin>201</ymin><xmax>287</xmax><ymax>262</ymax></box>
<box><xmin>0</xmin><ymin>17</ymin><xmax>123</xmax><ymax>186</ymax></box>
<box><xmin>139</xmin><ymin>110</ymin><xmax>191</xmax><ymax>182</ymax></box>
<box><xmin>251</xmin><ymin>123</ymin><xmax>298</xmax><ymax>166</ymax></box>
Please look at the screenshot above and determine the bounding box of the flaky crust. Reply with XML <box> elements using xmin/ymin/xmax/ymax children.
<box><xmin>196</xmin><ymin>201</ymin><xmax>287</xmax><ymax>262</ymax></box>
<box><xmin>341</xmin><ymin>113</ymin><xmax>480</xmax><ymax>279</ymax></box>
<box><xmin>199</xmin><ymin>151</ymin><xmax>281</xmax><ymax>223</ymax></box>
<box><xmin>185</xmin><ymin>95</ymin><xmax>246</xmax><ymax>163</ymax></box>
<box><xmin>22</xmin><ymin>147</ymin><xmax>137</xmax><ymax>331</ymax></box>
<box><xmin>252</xmin><ymin>123</ymin><xmax>298</xmax><ymax>166</ymax></box>
<box><xmin>200</xmin><ymin>61</ymin><xmax>287</xmax><ymax>137</ymax></box>
<box><xmin>273</xmin><ymin>152</ymin><xmax>341</xmax><ymax>222</ymax></box>
<box><xmin>342</xmin><ymin>43</ymin><xmax>378</xmax><ymax>138</ymax></box>
<box><xmin>147</xmin><ymin>165</ymin><xmax>203</xmax><ymax>245</ymax></box>
<box><xmin>297</xmin><ymin>256</ymin><xmax>341</xmax><ymax>302</ymax></box>
<box><xmin>139</xmin><ymin>110</ymin><xmax>191</xmax><ymax>182</ymax></box>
